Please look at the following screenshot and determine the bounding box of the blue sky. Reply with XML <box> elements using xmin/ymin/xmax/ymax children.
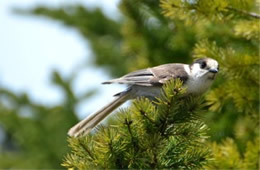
<box><xmin>0</xmin><ymin>0</ymin><xmax>125</xmax><ymax>118</ymax></box>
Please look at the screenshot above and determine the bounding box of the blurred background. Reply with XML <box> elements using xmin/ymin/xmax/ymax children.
<box><xmin>0</xmin><ymin>0</ymin><xmax>123</xmax><ymax>168</ymax></box>
<box><xmin>0</xmin><ymin>0</ymin><xmax>122</xmax><ymax>118</ymax></box>
<box><xmin>0</xmin><ymin>0</ymin><xmax>259</xmax><ymax>168</ymax></box>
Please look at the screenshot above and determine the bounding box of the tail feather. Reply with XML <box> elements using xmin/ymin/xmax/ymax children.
<box><xmin>68</xmin><ymin>92</ymin><xmax>130</xmax><ymax>137</ymax></box>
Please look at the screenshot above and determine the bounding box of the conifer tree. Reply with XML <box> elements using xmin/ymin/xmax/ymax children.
<box><xmin>62</xmin><ymin>80</ymin><xmax>210</xmax><ymax>169</ymax></box>
<box><xmin>160</xmin><ymin>0</ymin><xmax>259</xmax><ymax>168</ymax></box>
<box><xmin>1</xmin><ymin>0</ymin><xmax>259</xmax><ymax>168</ymax></box>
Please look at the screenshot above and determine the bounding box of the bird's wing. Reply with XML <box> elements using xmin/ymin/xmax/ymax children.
<box><xmin>102</xmin><ymin>64</ymin><xmax>189</xmax><ymax>86</ymax></box>
<box><xmin>102</xmin><ymin>68</ymin><xmax>155</xmax><ymax>86</ymax></box>
<box><xmin>150</xmin><ymin>64</ymin><xmax>189</xmax><ymax>84</ymax></box>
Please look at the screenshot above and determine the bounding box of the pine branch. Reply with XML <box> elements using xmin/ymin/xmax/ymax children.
<box><xmin>124</xmin><ymin>118</ymin><xmax>139</xmax><ymax>152</ymax></box>
<box><xmin>226</xmin><ymin>6</ymin><xmax>260</xmax><ymax>19</ymax></box>
<box><xmin>161</xmin><ymin>0</ymin><xmax>260</xmax><ymax>20</ymax></box>
<box><xmin>140</xmin><ymin>110</ymin><xmax>156</xmax><ymax>124</ymax></box>
<box><xmin>63</xmin><ymin>79</ymin><xmax>209</xmax><ymax>169</ymax></box>
<box><xmin>78</xmin><ymin>140</ymin><xmax>95</xmax><ymax>160</ymax></box>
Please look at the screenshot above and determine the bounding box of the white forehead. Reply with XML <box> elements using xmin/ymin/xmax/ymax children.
<box><xmin>206</xmin><ymin>59</ymin><xmax>218</xmax><ymax>68</ymax></box>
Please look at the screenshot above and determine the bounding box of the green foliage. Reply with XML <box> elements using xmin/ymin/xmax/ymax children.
<box><xmin>62</xmin><ymin>80</ymin><xmax>209</xmax><ymax>169</ymax></box>
<box><xmin>0</xmin><ymin>71</ymin><xmax>95</xmax><ymax>168</ymax></box>
<box><xmin>161</xmin><ymin>0</ymin><xmax>257</xmax><ymax>22</ymax></box>
<box><xmin>194</xmin><ymin>40</ymin><xmax>259</xmax><ymax>115</ymax></box>
<box><xmin>192</xmin><ymin>38</ymin><xmax>259</xmax><ymax>147</ymax></box>
<box><xmin>234</xmin><ymin>20</ymin><xmax>260</xmax><ymax>40</ymax></box>
<box><xmin>161</xmin><ymin>0</ymin><xmax>260</xmax><ymax>168</ymax></box>
<box><xmin>1</xmin><ymin>0</ymin><xmax>259</xmax><ymax>168</ymax></box>
<box><xmin>160</xmin><ymin>0</ymin><xmax>259</xmax><ymax>145</ymax></box>
<box><xmin>205</xmin><ymin>137</ymin><xmax>260</xmax><ymax>169</ymax></box>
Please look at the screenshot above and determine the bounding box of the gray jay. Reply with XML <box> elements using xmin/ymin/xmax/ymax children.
<box><xmin>68</xmin><ymin>58</ymin><xmax>219</xmax><ymax>137</ymax></box>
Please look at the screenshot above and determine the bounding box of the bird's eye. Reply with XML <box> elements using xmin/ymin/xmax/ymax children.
<box><xmin>201</xmin><ymin>62</ymin><xmax>207</xmax><ymax>69</ymax></box>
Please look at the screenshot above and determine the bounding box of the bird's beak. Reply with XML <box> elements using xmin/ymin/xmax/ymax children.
<box><xmin>209</xmin><ymin>68</ymin><xmax>218</xmax><ymax>73</ymax></box>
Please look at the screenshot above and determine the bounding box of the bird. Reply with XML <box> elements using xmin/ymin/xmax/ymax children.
<box><xmin>68</xmin><ymin>58</ymin><xmax>219</xmax><ymax>137</ymax></box>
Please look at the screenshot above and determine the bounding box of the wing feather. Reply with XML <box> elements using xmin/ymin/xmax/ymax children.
<box><xmin>102</xmin><ymin>64</ymin><xmax>189</xmax><ymax>86</ymax></box>
<box><xmin>102</xmin><ymin>68</ymin><xmax>154</xmax><ymax>86</ymax></box>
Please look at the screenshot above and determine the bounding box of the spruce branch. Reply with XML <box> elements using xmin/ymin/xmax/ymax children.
<box><xmin>78</xmin><ymin>139</ymin><xmax>95</xmax><ymax>160</ymax></box>
<box><xmin>63</xmin><ymin>79</ymin><xmax>209</xmax><ymax>169</ymax></box>
<box><xmin>161</xmin><ymin>0</ymin><xmax>260</xmax><ymax>20</ymax></box>
<box><xmin>124</xmin><ymin>118</ymin><xmax>133</xmax><ymax>137</ymax></box>
<box><xmin>124</xmin><ymin>118</ymin><xmax>139</xmax><ymax>152</ymax></box>
<box><xmin>156</xmin><ymin>79</ymin><xmax>182</xmax><ymax>134</ymax></box>
<box><xmin>140</xmin><ymin>110</ymin><xmax>156</xmax><ymax>124</ymax></box>
<box><xmin>226</xmin><ymin>6</ymin><xmax>260</xmax><ymax>19</ymax></box>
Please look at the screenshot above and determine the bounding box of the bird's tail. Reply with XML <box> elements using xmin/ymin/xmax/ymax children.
<box><xmin>68</xmin><ymin>92</ymin><xmax>130</xmax><ymax>137</ymax></box>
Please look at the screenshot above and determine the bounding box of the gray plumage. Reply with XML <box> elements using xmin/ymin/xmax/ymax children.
<box><xmin>103</xmin><ymin>64</ymin><xmax>189</xmax><ymax>86</ymax></box>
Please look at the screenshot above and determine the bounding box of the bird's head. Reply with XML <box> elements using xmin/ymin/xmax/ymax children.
<box><xmin>190</xmin><ymin>58</ymin><xmax>219</xmax><ymax>79</ymax></box>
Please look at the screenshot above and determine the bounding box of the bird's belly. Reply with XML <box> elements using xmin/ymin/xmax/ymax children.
<box><xmin>131</xmin><ymin>86</ymin><xmax>162</xmax><ymax>99</ymax></box>
<box><xmin>130</xmin><ymin>77</ymin><xmax>212</xmax><ymax>99</ymax></box>
<box><xmin>185</xmin><ymin>78</ymin><xmax>213</xmax><ymax>95</ymax></box>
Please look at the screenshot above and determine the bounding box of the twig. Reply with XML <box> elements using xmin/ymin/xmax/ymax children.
<box><xmin>227</xmin><ymin>6</ymin><xmax>260</xmax><ymax>19</ymax></box>
<box><xmin>124</xmin><ymin>118</ymin><xmax>133</xmax><ymax>138</ymax></box>
<box><xmin>170</xmin><ymin>3</ymin><xmax>260</xmax><ymax>19</ymax></box>
<box><xmin>140</xmin><ymin>110</ymin><xmax>156</xmax><ymax>124</ymax></box>
<box><xmin>79</xmin><ymin>141</ymin><xmax>95</xmax><ymax>160</ymax></box>
<box><xmin>124</xmin><ymin>118</ymin><xmax>139</xmax><ymax>152</ymax></box>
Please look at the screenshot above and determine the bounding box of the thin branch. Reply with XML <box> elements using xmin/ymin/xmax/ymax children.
<box><xmin>227</xmin><ymin>6</ymin><xmax>260</xmax><ymax>19</ymax></box>
<box><xmin>170</xmin><ymin>3</ymin><xmax>260</xmax><ymax>19</ymax></box>
<box><xmin>124</xmin><ymin>118</ymin><xmax>134</xmax><ymax>138</ymax></box>
<box><xmin>150</xmin><ymin>150</ymin><xmax>158</xmax><ymax>168</ymax></box>
<box><xmin>79</xmin><ymin>141</ymin><xmax>95</xmax><ymax>160</ymax></box>
<box><xmin>140</xmin><ymin>110</ymin><xmax>156</xmax><ymax>124</ymax></box>
<box><xmin>159</xmin><ymin>101</ymin><xmax>172</xmax><ymax>136</ymax></box>
<box><xmin>124</xmin><ymin>118</ymin><xmax>139</xmax><ymax>152</ymax></box>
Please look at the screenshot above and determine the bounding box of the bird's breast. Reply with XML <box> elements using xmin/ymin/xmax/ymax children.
<box><xmin>130</xmin><ymin>75</ymin><xmax>213</xmax><ymax>99</ymax></box>
<box><xmin>185</xmin><ymin>77</ymin><xmax>213</xmax><ymax>95</ymax></box>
